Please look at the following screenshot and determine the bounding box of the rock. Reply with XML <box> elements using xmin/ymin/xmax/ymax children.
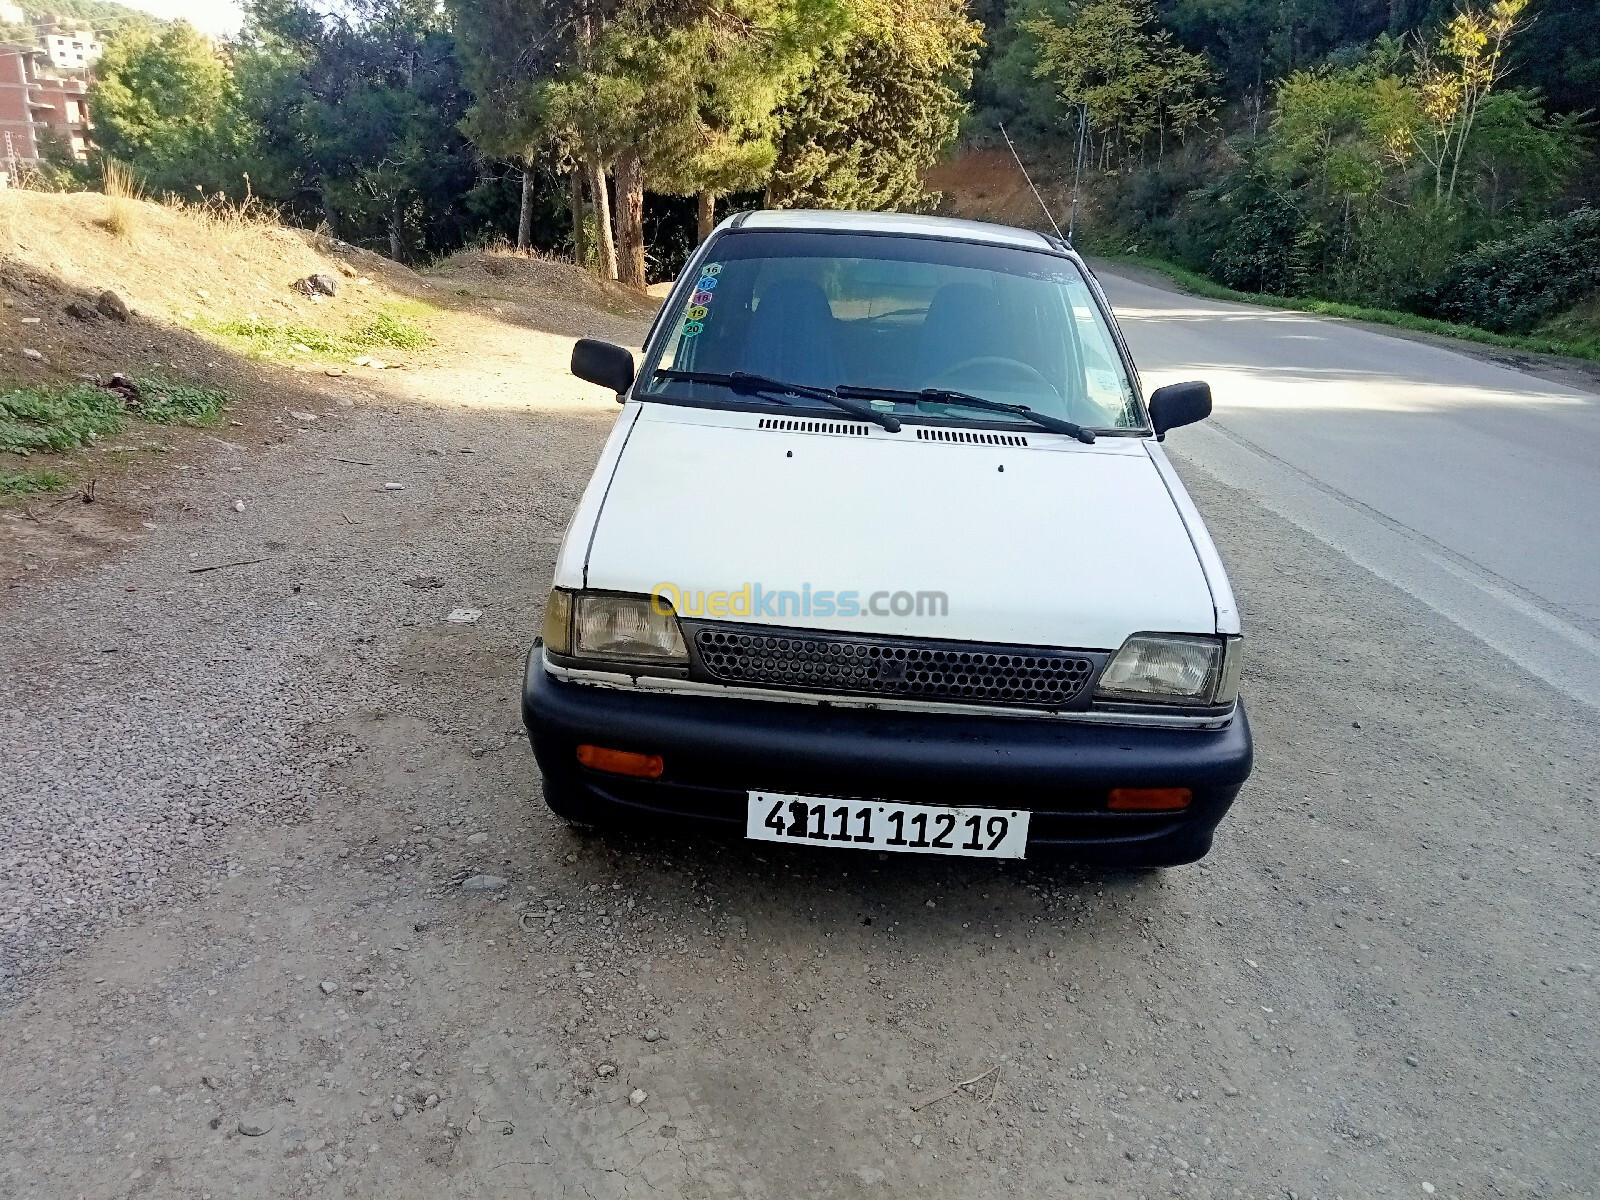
<box><xmin>1421</xmin><ymin>1185</ymin><xmax>1436</xmax><ymax>1196</ymax></box>
<box><xmin>643</xmin><ymin>1028</ymin><xmax>661</xmax><ymax>1043</ymax></box>
<box><xmin>231</xmin><ymin>499</ymin><xmax>245</xmax><ymax>513</ymax></box>
<box><xmin>629</xmin><ymin>1089</ymin><xmax>647</xmax><ymax>1107</ymax></box>
<box><xmin>596</xmin><ymin>1064</ymin><xmax>616</xmax><ymax>1078</ymax></box>
<box><xmin>97</xmin><ymin>290</ymin><xmax>130</xmax><ymax>321</ymax></box>
<box><xmin>383</xmin><ymin>483</ymin><xmax>405</xmax><ymax>492</ymax></box>
<box><xmin>289</xmin><ymin>411</ymin><xmax>318</xmax><ymax>423</ymax></box>
<box><xmin>22</xmin><ymin>348</ymin><xmax>44</xmax><ymax>362</ymax></box>
<box><xmin>461</xmin><ymin>875</ymin><xmax>506</xmax><ymax>893</ymax></box>
<box><xmin>466</xmin><ymin>832</ymin><xmax>488</xmax><ymax>845</ymax></box>
<box><xmin>65</xmin><ymin>299</ymin><xmax>99</xmax><ymax>321</ymax></box>
<box><xmin>391</xmin><ymin>1101</ymin><xmax>406</xmax><ymax>1119</ymax></box>
<box><xmin>319</xmin><ymin>980</ymin><xmax>338</xmax><ymax>995</ymax></box>
<box><xmin>237</xmin><ymin>1113</ymin><xmax>274</xmax><ymax>1137</ymax></box>
<box><xmin>293</xmin><ymin>274</ymin><xmax>339</xmax><ymax>297</ymax></box>
<box><xmin>446</xmin><ymin>608</ymin><xmax>481</xmax><ymax>624</ymax></box>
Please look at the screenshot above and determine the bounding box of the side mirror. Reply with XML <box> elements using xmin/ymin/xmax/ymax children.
<box><xmin>572</xmin><ymin>339</ymin><xmax>636</xmax><ymax>395</ymax></box>
<box><xmin>1148</xmin><ymin>381</ymin><xmax>1212</xmax><ymax>439</ymax></box>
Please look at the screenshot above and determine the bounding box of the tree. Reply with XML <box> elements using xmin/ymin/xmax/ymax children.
<box><xmin>1413</xmin><ymin>0</ymin><xmax>1528</xmax><ymax>202</ymax></box>
<box><xmin>1023</xmin><ymin>0</ymin><xmax>1217</xmax><ymax>167</ymax></box>
<box><xmin>239</xmin><ymin>0</ymin><xmax>478</xmax><ymax>261</ymax></box>
<box><xmin>89</xmin><ymin>21</ymin><xmax>250</xmax><ymax>195</ymax></box>
<box><xmin>447</xmin><ymin>0</ymin><xmax>588</xmax><ymax>257</ymax></box>
<box><xmin>767</xmin><ymin>0</ymin><xmax>981</xmax><ymax>210</ymax></box>
<box><xmin>538</xmin><ymin>0</ymin><xmax>845</xmax><ymax>285</ymax></box>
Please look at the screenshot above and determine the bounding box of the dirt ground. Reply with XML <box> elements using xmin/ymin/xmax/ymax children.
<box><xmin>2</xmin><ymin>256</ymin><xmax>1598</xmax><ymax>1200</ymax></box>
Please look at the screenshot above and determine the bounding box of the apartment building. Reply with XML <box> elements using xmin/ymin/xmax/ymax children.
<box><xmin>38</xmin><ymin>24</ymin><xmax>101</xmax><ymax>71</ymax></box>
<box><xmin>0</xmin><ymin>44</ymin><xmax>91</xmax><ymax>177</ymax></box>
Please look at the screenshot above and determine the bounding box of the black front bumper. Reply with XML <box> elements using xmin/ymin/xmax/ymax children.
<box><xmin>522</xmin><ymin>652</ymin><xmax>1253</xmax><ymax>867</ymax></box>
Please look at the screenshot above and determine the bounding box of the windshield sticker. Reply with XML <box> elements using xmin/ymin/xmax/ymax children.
<box><xmin>681</xmin><ymin>263</ymin><xmax>722</xmax><ymax>338</ymax></box>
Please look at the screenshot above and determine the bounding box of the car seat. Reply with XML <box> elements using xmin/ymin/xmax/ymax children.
<box><xmin>742</xmin><ymin>278</ymin><xmax>844</xmax><ymax>389</ymax></box>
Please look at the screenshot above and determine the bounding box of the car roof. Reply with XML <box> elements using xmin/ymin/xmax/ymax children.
<box><xmin>731</xmin><ymin>209</ymin><xmax>1065</xmax><ymax>254</ymax></box>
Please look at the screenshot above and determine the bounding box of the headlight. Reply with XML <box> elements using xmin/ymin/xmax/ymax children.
<box><xmin>543</xmin><ymin>589</ymin><xmax>688</xmax><ymax>664</ymax></box>
<box><xmin>1095</xmin><ymin>633</ymin><xmax>1241</xmax><ymax>706</ymax></box>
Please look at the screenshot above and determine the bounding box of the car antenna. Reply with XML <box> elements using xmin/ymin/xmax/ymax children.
<box><xmin>998</xmin><ymin>121</ymin><xmax>1067</xmax><ymax>245</ymax></box>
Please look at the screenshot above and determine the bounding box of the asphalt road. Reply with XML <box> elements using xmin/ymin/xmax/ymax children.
<box><xmin>1096</xmin><ymin>267</ymin><xmax>1600</xmax><ymax>710</ymax></box>
<box><xmin>3</xmin><ymin>268</ymin><xmax>1597</xmax><ymax>1200</ymax></box>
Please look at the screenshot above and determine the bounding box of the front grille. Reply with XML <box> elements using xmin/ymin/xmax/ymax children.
<box><xmin>689</xmin><ymin>624</ymin><xmax>1100</xmax><ymax>709</ymax></box>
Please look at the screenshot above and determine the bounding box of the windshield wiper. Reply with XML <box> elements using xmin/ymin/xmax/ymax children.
<box><xmin>653</xmin><ymin>369</ymin><xmax>901</xmax><ymax>432</ymax></box>
<box><xmin>836</xmin><ymin>384</ymin><xmax>1096</xmax><ymax>444</ymax></box>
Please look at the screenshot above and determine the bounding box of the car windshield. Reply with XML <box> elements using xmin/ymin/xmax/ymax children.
<box><xmin>642</xmin><ymin>230</ymin><xmax>1146</xmax><ymax>432</ymax></box>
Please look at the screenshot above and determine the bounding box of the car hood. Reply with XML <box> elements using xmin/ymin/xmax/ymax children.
<box><xmin>582</xmin><ymin>405</ymin><xmax>1217</xmax><ymax>649</ymax></box>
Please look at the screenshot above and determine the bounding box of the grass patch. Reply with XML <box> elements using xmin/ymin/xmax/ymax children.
<box><xmin>0</xmin><ymin>469</ymin><xmax>67</xmax><ymax>496</ymax></box>
<box><xmin>138</xmin><ymin>379</ymin><xmax>228</xmax><ymax>426</ymax></box>
<box><xmin>0</xmin><ymin>378</ymin><xmax>228</xmax><ymax>456</ymax></box>
<box><xmin>198</xmin><ymin>309</ymin><xmax>432</xmax><ymax>359</ymax></box>
<box><xmin>1094</xmin><ymin>253</ymin><xmax>1600</xmax><ymax>364</ymax></box>
<box><xmin>0</xmin><ymin>384</ymin><xmax>126</xmax><ymax>454</ymax></box>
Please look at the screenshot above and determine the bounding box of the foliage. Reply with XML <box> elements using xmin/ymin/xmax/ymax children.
<box><xmin>137</xmin><ymin>380</ymin><xmax>229</xmax><ymax>425</ymax></box>
<box><xmin>0</xmin><ymin>384</ymin><xmax>127</xmax><ymax>454</ymax></box>
<box><xmin>1023</xmin><ymin>0</ymin><xmax>1217</xmax><ymax>164</ymax></box>
<box><xmin>0</xmin><ymin>376</ymin><xmax>232</xmax><ymax>457</ymax></box>
<box><xmin>1099</xmin><ymin>250</ymin><xmax>1600</xmax><ymax>362</ymax></box>
<box><xmin>238</xmin><ymin>0</ymin><xmax>480</xmax><ymax>260</ymax></box>
<box><xmin>16</xmin><ymin>0</ymin><xmax>161</xmax><ymax>39</ymax></box>
<box><xmin>767</xmin><ymin>0</ymin><xmax>982</xmax><ymax>210</ymax></box>
<box><xmin>1078</xmin><ymin>3</ymin><xmax>1593</xmax><ymax>328</ymax></box>
<box><xmin>1201</xmin><ymin>157</ymin><xmax>1313</xmax><ymax>294</ymax></box>
<box><xmin>1427</xmin><ymin>208</ymin><xmax>1600</xmax><ymax>332</ymax></box>
<box><xmin>89</xmin><ymin>21</ymin><xmax>252</xmax><ymax>197</ymax></box>
<box><xmin>197</xmin><ymin>310</ymin><xmax>432</xmax><ymax>358</ymax></box>
<box><xmin>0</xmin><ymin>470</ymin><xmax>68</xmax><ymax>497</ymax></box>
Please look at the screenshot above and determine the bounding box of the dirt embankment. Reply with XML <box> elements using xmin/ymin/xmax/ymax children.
<box><xmin>0</xmin><ymin>189</ymin><xmax>651</xmax><ymax>579</ymax></box>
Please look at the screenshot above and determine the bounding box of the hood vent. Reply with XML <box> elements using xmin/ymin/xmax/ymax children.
<box><xmin>757</xmin><ymin>417</ymin><xmax>871</xmax><ymax>437</ymax></box>
<box><xmin>916</xmin><ymin>428</ymin><xmax>1028</xmax><ymax>447</ymax></box>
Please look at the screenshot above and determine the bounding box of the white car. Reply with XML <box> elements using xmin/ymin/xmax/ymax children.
<box><xmin>524</xmin><ymin>210</ymin><xmax>1251</xmax><ymax>867</ymax></box>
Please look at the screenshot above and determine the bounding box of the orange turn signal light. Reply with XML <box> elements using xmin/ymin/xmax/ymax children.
<box><xmin>576</xmin><ymin>744</ymin><xmax>664</xmax><ymax>779</ymax></box>
<box><xmin>1108</xmin><ymin>787</ymin><xmax>1192</xmax><ymax>812</ymax></box>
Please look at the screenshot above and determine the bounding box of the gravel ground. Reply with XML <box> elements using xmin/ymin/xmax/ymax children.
<box><xmin>1</xmin><ymin>292</ymin><xmax>1596</xmax><ymax>1199</ymax></box>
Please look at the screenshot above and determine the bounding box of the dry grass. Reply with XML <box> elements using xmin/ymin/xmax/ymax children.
<box><xmin>101</xmin><ymin>160</ymin><xmax>144</xmax><ymax>239</ymax></box>
<box><xmin>165</xmin><ymin>175</ymin><xmax>283</xmax><ymax>237</ymax></box>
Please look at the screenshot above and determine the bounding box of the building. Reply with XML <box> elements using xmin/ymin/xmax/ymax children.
<box><xmin>0</xmin><ymin>44</ymin><xmax>92</xmax><ymax>179</ymax></box>
<box><xmin>36</xmin><ymin>22</ymin><xmax>102</xmax><ymax>71</ymax></box>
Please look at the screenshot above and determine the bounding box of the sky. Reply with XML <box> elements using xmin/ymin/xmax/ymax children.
<box><xmin>121</xmin><ymin>1</ymin><xmax>246</xmax><ymax>36</ymax></box>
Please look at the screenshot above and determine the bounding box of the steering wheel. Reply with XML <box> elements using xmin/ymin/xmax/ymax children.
<box><xmin>925</xmin><ymin>356</ymin><xmax>1059</xmax><ymax>399</ymax></box>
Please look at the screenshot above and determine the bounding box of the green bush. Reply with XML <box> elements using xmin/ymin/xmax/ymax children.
<box><xmin>1204</xmin><ymin>164</ymin><xmax>1314</xmax><ymax>296</ymax></box>
<box><xmin>1428</xmin><ymin>208</ymin><xmax>1600</xmax><ymax>333</ymax></box>
<box><xmin>1324</xmin><ymin>206</ymin><xmax>1484</xmax><ymax>312</ymax></box>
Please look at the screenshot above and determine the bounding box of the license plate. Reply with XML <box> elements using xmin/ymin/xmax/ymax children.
<box><xmin>746</xmin><ymin>792</ymin><xmax>1029</xmax><ymax>859</ymax></box>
